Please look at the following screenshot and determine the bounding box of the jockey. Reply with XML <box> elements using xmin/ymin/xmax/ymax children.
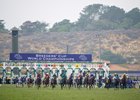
<box><xmin>60</xmin><ymin>70</ymin><xmax>66</xmax><ymax>79</ymax></box>
<box><xmin>78</xmin><ymin>70</ymin><xmax>82</xmax><ymax>76</ymax></box>
<box><xmin>37</xmin><ymin>73</ymin><xmax>41</xmax><ymax>78</ymax></box>
<box><xmin>15</xmin><ymin>77</ymin><xmax>19</xmax><ymax>83</ymax></box>
<box><xmin>77</xmin><ymin>70</ymin><xmax>82</xmax><ymax>79</ymax></box>
<box><xmin>108</xmin><ymin>73</ymin><xmax>112</xmax><ymax>79</ymax></box>
<box><xmin>83</xmin><ymin>71</ymin><xmax>86</xmax><ymax>77</ymax></box>
<box><xmin>52</xmin><ymin>74</ymin><xmax>57</xmax><ymax>80</ymax></box>
<box><xmin>114</xmin><ymin>73</ymin><xmax>119</xmax><ymax>80</ymax></box>
<box><xmin>29</xmin><ymin>74</ymin><xmax>32</xmax><ymax>79</ymax></box>
<box><xmin>86</xmin><ymin>73</ymin><xmax>89</xmax><ymax>77</ymax></box>
<box><xmin>90</xmin><ymin>73</ymin><xmax>94</xmax><ymax>77</ymax></box>
<box><xmin>45</xmin><ymin>73</ymin><xmax>50</xmax><ymax>78</ymax></box>
<box><xmin>15</xmin><ymin>77</ymin><xmax>19</xmax><ymax>87</ymax></box>
<box><xmin>69</xmin><ymin>73</ymin><xmax>74</xmax><ymax>80</ymax></box>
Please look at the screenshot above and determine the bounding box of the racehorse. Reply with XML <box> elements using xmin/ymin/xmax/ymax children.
<box><xmin>104</xmin><ymin>77</ymin><xmax>109</xmax><ymax>89</ymax></box>
<box><xmin>67</xmin><ymin>74</ymin><xmax>74</xmax><ymax>89</ymax></box>
<box><xmin>51</xmin><ymin>74</ymin><xmax>57</xmax><ymax>89</ymax></box>
<box><xmin>27</xmin><ymin>77</ymin><xmax>34</xmax><ymax>88</ymax></box>
<box><xmin>60</xmin><ymin>76</ymin><xmax>67</xmax><ymax>89</ymax></box>
<box><xmin>35</xmin><ymin>77</ymin><xmax>42</xmax><ymax>89</ymax></box>
<box><xmin>114</xmin><ymin>74</ymin><xmax>120</xmax><ymax>89</ymax></box>
<box><xmin>20</xmin><ymin>77</ymin><xmax>26</xmax><ymax>87</ymax></box>
<box><xmin>83</xmin><ymin>74</ymin><xmax>89</xmax><ymax>88</ymax></box>
<box><xmin>43</xmin><ymin>75</ymin><xmax>50</xmax><ymax>87</ymax></box>
<box><xmin>121</xmin><ymin>74</ymin><xmax>127</xmax><ymax>89</ymax></box>
<box><xmin>60</xmin><ymin>70</ymin><xmax>67</xmax><ymax>89</ymax></box>
<box><xmin>88</xmin><ymin>75</ymin><xmax>95</xmax><ymax>89</ymax></box>
<box><xmin>108</xmin><ymin>75</ymin><xmax>113</xmax><ymax>88</ymax></box>
<box><xmin>98</xmin><ymin>76</ymin><xmax>103</xmax><ymax>88</ymax></box>
<box><xmin>76</xmin><ymin>74</ymin><xmax>83</xmax><ymax>89</ymax></box>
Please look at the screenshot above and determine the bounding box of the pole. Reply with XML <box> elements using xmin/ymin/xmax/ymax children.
<box><xmin>99</xmin><ymin>34</ymin><xmax>101</xmax><ymax>62</ymax></box>
<box><xmin>96</xmin><ymin>34</ymin><xmax>101</xmax><ymax>62</ymax></box>
<box><xmin>12</xmin><ymin>27</ymin><xmax>19</xmax><ymax>53</ymax></box>
<box><xmin>66</xmin><ymin>45</ymin><xmax>69</xmax><ymax>54</ymax></box>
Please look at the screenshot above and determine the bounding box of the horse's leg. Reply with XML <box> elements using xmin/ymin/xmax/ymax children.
<box><xmin>51</xmin><ymin>84</ymin><xmax>53</xmax><ymax>89</ymax></box>
<box><xmin>22</xmin><ymin>82</ymin><xmax>24</xmax><ymax>87</ymax></box>
<box><xmin>27</xmin><ymin>83</ymin><xmax>29</xmax><ymax>88</ymax></box>
<box><xmin>37</xmin><ymin>85</ymin><xmax>39</xmax><ymax>90</ymax></box>
<box><xmin>52</xmin><ymin>83</ymin><xmax>55</xmax><ymax>89</ymax></box>
<box><xmin>77</xmin><ymin>82</ymin><xmax>80</xmax><ymax>89</ymax></box>
<box><xmin>44</xmin><ymin>81</ymin><xmax>46</xmax><ymax>88</ymax></box>
<box><xmin>37</xmin><ymin>84</ymin><xmax>41</xmax><ymax>90</ymax></box>
<box><xmin>86</xmin><ymin>83</ymin><xmax>88</xmax><ymax>88</ymax></box>
<box><xmin>69</xmin><ymin>84</ymin><xmax>71</xmax><ymax>89</ymax></box>
<box><xmin>28</xmin><ymin>83</ymin><xmax>30</xmax><ymax>88</ymax></box>
<box><xmin>61</xmin><ymin>83</ymin><xmax>63</xmax><ymax>90</ymax></box>
<box><xmin>68</xmin><ymin>81</ymin><xmax>71</xmax><ymax>89</ymax></box>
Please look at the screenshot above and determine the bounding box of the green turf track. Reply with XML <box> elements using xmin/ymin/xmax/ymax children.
<box><xmin>0</xmin><ymin>85</ymin><xmax>140</xmax><ymax>100</ymax></box>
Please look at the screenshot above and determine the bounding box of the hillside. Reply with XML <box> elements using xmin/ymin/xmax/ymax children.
<box><xmin>0</xmin><ymin>29</ymin><xmax>140</xmax><ymax>64</ymax></box>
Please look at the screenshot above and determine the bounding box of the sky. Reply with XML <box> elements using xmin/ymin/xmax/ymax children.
<box><xmin>0</xmin><ymin>0</ymin><xmax>140</xmax><ymax>29</ymax></box>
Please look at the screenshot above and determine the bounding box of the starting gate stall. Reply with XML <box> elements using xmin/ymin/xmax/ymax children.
<box><xmin>44</xmin><ymin>64</ymin><xmax>51</xmax><ymax>75</ymax></box>
<box><xmin>98</xmin><ymin>67</ymin><xmax>105</xmax><ymax>78</ymax></box>
<box><xmin>0</xmin><ymin>66</ymin><xmax>3</xmax><ymax>84</ymax></box>
<box><xmin>36</xmin><ymin>66</ymin><xmax>43</xmax><ymax>78</ymax></box>
<box><xmin>51</xmin><ymin>64</ymin><xmax>57</xmax><ymax>74</ymax></box>
<box><xmin>59</xmin><ymin>64</ymin><xmax>65</xmax><ymax>76</ymax></box>
<box><xmin>74</xmin><ymin>64</ymin><xmax>81</xmax><ymax>77</ymax></box>
<box><xmin>90</xmin><ymin>68</ymin><xmax>97</xmax><ymax>77</ymax></box>
<box><xmin>46</xmin><ymin>64</ymin><xmax>54</xmax><ymax>78</ymax></box>
<box><xmin>12</xmin><ymin>67</ymin><xmax>20</xmax><ymax>78</ymax></box>
<box><xmin>0</xmin><ymin>67</ymin><xmax>3</xmax><ymax>78</ymax></box>
<box><xmin>0</xmin><ymin>63</ymin><xmax>3</xmax><ymax>78</ymax></box>
<box><xmin>44</xmin><ymin>68</ymin><xmax>50</xmax><ymax>74</ymax></box>
<box><xmin>44</xmin><ymin>67</ymin><xmax>51</xmax><ymax>76</ymax></box>
<box><xmin>96</xmin><ymin>63</ymin><xmax>110</xmax><ymax>78</ymax></box>
<box><xmin>57</xmin><ymin>64</ymin><xmax>66</xmax><ymax>84</ymax></box>
<box><xmin>66</xmin><ymin>64</ymin><xmax>73</xmax><ymax>77</ymax></box>
<box><xmin>5</xmin><ymin>67</ymin><xmax>12</xmax><ymax>84</ymax></box>
<box><xmin>28</xmin><ymin>66</ymin><xmax>35</xmax><ymax>78</ymax></box>
<box><xmin>43</xmin><ymin>63</ymin><xmax>50</xmax><ymax>74</ymax></box>
<box><xmin>12</xmin><ymin>66</ymin><xmax>20</xmax><ymax>84</ymax></box>
<box><xmin>20</xmin><ymin>66</ymin><xmax>28</xmax><ymax>77</ymax></box>
<box><xmin>82</xmin><ymin>64</ymin><xmax>89</xmax><ymax>74</ymax></box>
<box><xmin>59</xmin><ymin>64</ymin><xmax>65</xmax><ymax>74</ymax></box>
<box><xmin>51</xmin><ymin>64</ymin><xmax>59</xmax><ymax>77</ymax></box>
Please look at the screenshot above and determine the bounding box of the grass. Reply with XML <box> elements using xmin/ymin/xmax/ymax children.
<box><xmin>0</xmin><ymin>85</ymin><xmax>140</xmax><ymax>100</ymax></box>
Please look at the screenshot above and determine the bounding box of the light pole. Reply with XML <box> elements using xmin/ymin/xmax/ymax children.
<box><xmin>11</xmin><ymin>27</ymin><xmax>19</xmax><ymax>53</ymax></box>
<box><xmin>96</xmin><ymin>34</ymin><xmax>101</xmax><ymax>62</ymax></box>
<box><xmin>66</xmin><ymin>45</ymin><xmax>69</xmax><ymax>54</ymax></box>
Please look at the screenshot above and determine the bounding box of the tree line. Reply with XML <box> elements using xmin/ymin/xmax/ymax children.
<box><xmin>0</xmin><ymin>4</ymin><xmax>140</xmax><ymax>33</ymax></box>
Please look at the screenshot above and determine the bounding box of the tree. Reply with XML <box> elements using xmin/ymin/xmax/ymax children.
<box><xmin>50</xmin><ymin>19</ymin><xmax>74</xmax><ymax>32</ymax></box>
<box><xmin>133</xmin><ymin>22</ymin><xmax>140</xmax><ymax>29</ymax></box>
<box><xmin>49</xmin><ymin>4</ymin><xmax>140</xmax><ymax>31</ymax></box>
<box><xmin>125</xmin><ymin>8</ymin><xmax>140</xmax><ymax>25</ymax></box>
<box><xmin>20</xmin><ymin>21</ymin><xmax>48</xmax><ymax>34</ymax></box>
<box><xmin>0</xmin><ymin>20</ymin><xmax>9</xmax><ymax>33</ymax></box>
<box><xmin>100</xmin><ymin>6</ymin><xmax>125</xmax><ymax>23</ymax></box>
<box><xmin>76</xmin><ymin>4</ymin><xmax>105</xmax><ymax>31</ymax></box>
<box><xmin>87</xmin><ymin>20</ymin><xmax>119</xmax><ymax>30</ymax></box>
<box><xmin>75</xmin><ymin>4</ymin><xmax>125</xmax><ymax>31</ymax></box>
<box><xmin>101</xmin><ymin>50</ymin><xmax>126</xmax><ymax>64</ymax></box>
<box><xmin>119</xmin><ymin>18</ymin><xmax>133</xmax><ymax>29</ymax></box>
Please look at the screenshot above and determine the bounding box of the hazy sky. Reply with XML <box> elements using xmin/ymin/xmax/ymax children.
<box><xmin>0</xmin><ymin>0</ymin><xmax>140</xmax><ymax>29</ymax></box>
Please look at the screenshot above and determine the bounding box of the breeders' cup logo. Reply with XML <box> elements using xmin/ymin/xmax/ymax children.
<box><xmin>14</xmin><ymin>54</ymin><xmax>22</xmax><ymax>60</ymax></box>
<box><xmin>79</xmin><ymin>55</ymin><xmax>87</xmax><ymax>61</ymax></box>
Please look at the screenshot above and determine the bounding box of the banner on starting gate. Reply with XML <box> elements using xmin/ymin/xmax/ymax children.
<box><xmin>10</xmin><ymin>53</ymin><xmax>92</xmax><ymax>62</ymax></box>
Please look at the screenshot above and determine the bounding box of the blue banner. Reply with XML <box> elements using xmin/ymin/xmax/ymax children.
<box><xmin>10</xmin><ymin>53</ymin><xmax>92</xmax><ymax>62</ymax></box>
